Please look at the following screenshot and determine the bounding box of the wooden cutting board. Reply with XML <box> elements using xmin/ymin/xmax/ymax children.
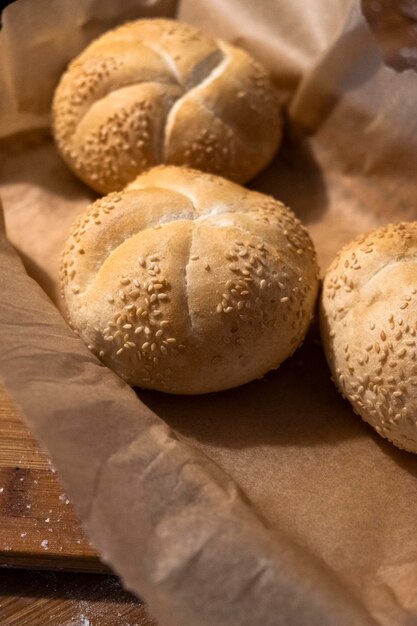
<box><xmin>0</xmin><ymin>380</ymin><xmax>106</xmax><ymax>572</ymax></box>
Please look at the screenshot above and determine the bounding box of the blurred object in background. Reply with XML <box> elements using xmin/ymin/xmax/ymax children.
<box><xmin>362</xmin><ymin>0</ymin><xmax>417</xmax><ymax>71</ymax></box>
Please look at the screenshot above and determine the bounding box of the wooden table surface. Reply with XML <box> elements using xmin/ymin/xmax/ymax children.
<box><xmin>0</xmin><ymin>381</ymin><xmax>102</xmax><ymax>573</ymax></box>
<box><xmin>0</xmin><ymin>381</ymin><xmax>157</xmax><ymax>625</ymax></box>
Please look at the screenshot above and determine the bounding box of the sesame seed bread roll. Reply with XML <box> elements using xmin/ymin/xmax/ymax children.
<box><xmin>60</xmin><ymin>166</ymin><xmax>319</xmax><ymax>394</ymax></box>
<box><xmin>320</xmin><ymin>223</ymin><xmax>417</xmax><ymax>453</ymax></box>
<box><xmin>52</xmin><ymin>18</ymin><xmax>282</xmax><ymax>194</ymax></box>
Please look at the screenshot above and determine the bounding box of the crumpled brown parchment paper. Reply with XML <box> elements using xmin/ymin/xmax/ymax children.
<box><xmin>1</xmin><ymin>1</ymin><xmax>417</xmax><ymax>624</ymax></box>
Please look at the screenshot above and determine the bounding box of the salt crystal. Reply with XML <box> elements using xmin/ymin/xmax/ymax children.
<box><xmin>40</xmin><ymin>539</ymin><xmax>49</xmax><ymax>550</ymax></box>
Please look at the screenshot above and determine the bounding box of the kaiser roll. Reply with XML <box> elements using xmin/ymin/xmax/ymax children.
<box><xmin>60</xmin><ymin>166</ymin><xmax>319</xmax><ymax>394</ymax></box>
<box><xmin>321</xmin><ymin>223</ymin><xmax>417</xmax><ymax>453</ymax></box>
<box><xmin>52</xmin><ymin>18</ymin><xmax>282</xmax><ymax>194</ymax></box>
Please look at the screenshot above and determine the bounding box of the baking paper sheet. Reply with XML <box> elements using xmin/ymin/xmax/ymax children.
<box><xmin>1</xmin><ymin>1</ymin><xmax>417</xmax><ymax>624</ymax></box>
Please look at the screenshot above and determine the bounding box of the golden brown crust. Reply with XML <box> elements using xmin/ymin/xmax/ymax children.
<box><xmin>320</xmin><ymin>222</ymin><xmax>417</xmax><ymax>453</ymax></box>
<box><xmin>60</xmin><ymin>166</ymin><xmax>319</xmax><ymax>394</ymax></box>
<box><xmin>52</xmin><ymin>19</ymin><xmax>282</xmax><ymax>193</ymax></box>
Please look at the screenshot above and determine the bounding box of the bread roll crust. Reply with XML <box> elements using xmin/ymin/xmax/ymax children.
<box><xmin>52</xmin><ymin>19</ymin><xmax>282</xmax><ymax>193</ymax></box>
<box><xmin>60</xmin><ymin>166</ymin><xmax>318</xmax><ymax>394</ymax></box>
<box><xmin>320</xmin><ymin>223</ymin><xmax>417</xmax><ymax>452</ymax></box>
